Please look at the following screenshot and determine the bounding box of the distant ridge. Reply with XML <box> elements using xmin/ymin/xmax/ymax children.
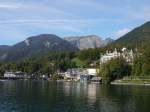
<box><xmin>64</xmin><ymin>35</ymin><xmax>113</xmax><ymax>50</ymax></box>
<box><xmin>0</xmin><ymin>34</ymin><xmax>78</xmax><ymax>61</ymax></box>
<box><xmin>0</xmin><ymin>45</ymin><xmax>10</xmax><ymax>51</ymax></box>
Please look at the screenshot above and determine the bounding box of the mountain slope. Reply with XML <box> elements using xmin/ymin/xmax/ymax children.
<box><xmin>0</xmin><ymin>45</ymin><xmax>10</xmax><ymax>51</ymax></box>
<box><xmin>0</xmin><ymin>34</ymin><xmax>78</xmax><ymax>61</ymax></box>
<box><xmin>113</xmin><ymin>22</ymin><xmax>150</xmax><ymax>48</ymax></box>
<box><xmin>64</xmin><ymin>35</ymin><xmax>113</xmax><ymax>50</ymax></box>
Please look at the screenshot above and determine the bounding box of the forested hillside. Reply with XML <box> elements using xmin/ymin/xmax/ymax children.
<box><xmin>111</xmin><ymin>22</ymin><xmax>150</xmax><ymax>48</ymax></box>
<box><xmin>0</xmin><ymin>22</ymin><xmax>149</xmax><ymax>81</ymax></box>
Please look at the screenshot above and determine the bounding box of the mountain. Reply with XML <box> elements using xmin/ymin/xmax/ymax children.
<box><xmin>0</xmin><ymin>45</ymin><xmax>11</xmax><ymax>60</ymax></box>
<box><xmin>103</xmin><ymin>38</ymin><xmax>114</xmax><ymax>46</ymax></box>
<box><xmin>112</xmin><ymin>21</ymin><xmax>150</xmax><ymax>48</ymax></box>
<box><xmin>0</xmin><ymin>34</ymin><xmax>78</xmax><ymax>61</ymax></box>
<box><xmin>64</xmin><ymin>35</ymin><xmax>113</xmax><ymax>50</ymax></box>
<box><xmin>0</xmin><ymin>45</ymin><xmax>10</xmax><ymax>51</ymax></box>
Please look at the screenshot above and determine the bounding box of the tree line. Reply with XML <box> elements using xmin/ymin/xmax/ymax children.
<box><xmin>0</xmin><ymin>48</ymin><xmax>104</xmax><ymax>76</ymax></box>
<box><xmin>100</xmin><ymin>41</ymin><xmax>150</xmax><ymax>83</ymax></box>
<box><xmin>0</xmin><ymin>42</ymin><xmax>149</xmax><ymax>82</ymax></box>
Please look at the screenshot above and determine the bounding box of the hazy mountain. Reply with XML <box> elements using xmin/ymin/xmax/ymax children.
<box><xmin>103</xmin><ymin>38</ymin><xmax>114</xmax><ymax>46</ymax></box>
<box><xmin>0</xmin><ymin>34</ymin><xmax>78</xmax><ymax>61</ymax></box>
<box><xmin>0</xmin><ymin>45</ymin><xmax>10</xmax><ymax>51</ymax></box>
<box><xmin>0</xmin><ymin>34</ymin><xmax>114</xmax><ymax>61</ymax></box>
<box><xmin>112</xmin><ymin>21</ymin><xmax>150</xmax><ymax>48</ymax></box>
<box><xmin>64</xmin><ymin>35</ymin><xmax>113</xmax><ymax>50</ymax></box>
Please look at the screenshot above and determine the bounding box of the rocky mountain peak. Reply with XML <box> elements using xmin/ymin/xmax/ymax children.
<box><xmin>64</xmin><ymin>35</ymin><xmax>113</xmax><ymax>50</ymax></box>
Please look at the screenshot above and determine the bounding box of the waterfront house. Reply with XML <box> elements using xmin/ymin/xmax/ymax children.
<box><xmin>4</xmin><ymin>71</ymin><xmax>29</xmax><ymax>79</ymax></box>
<box><xmin>4</xmin><ymin>72</ymin><xmax>16</xmax><ymax>78</ymax></box>
<box><xmin>86</xmin><ymin>68</ymin><xmax>97</xmax><ymax>76</ymax></box>
<box><xmin>80</xmin><ymin>68</ymin><xmax>98</xmax><ymax>82</ymax></box>
<box><xmin>15</xmin><ymin>71</ymin><xmax>26</xmax><ymax>78</ymax></box>
<box><xmin>64</xmin><ymin>68</ymin><xmax>82</xmax><ymax>80</ymax></box>
<box><xmin>64</xmin><ymin>68</ymin><xmax>98</xmax><ymax>81</ymax></box>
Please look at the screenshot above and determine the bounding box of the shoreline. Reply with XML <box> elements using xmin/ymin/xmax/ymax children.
<box><xmin>111</xmin><ymin>82</ymin><xmax>150</xmax><ymax>86</ymax></box>
<box><xmin>1</xmin><ymin>78</ymin><xmax>150</xmax><ymax>86</ymax></box>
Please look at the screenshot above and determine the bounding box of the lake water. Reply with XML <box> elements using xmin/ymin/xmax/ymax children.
<box><xmin>0</xmin><ymin>80</ymin><xmax>150</xmax><ymax>112</ymax></box>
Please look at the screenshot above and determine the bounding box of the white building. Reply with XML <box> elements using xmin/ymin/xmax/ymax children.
<box><xmin>86</xmin><ymin>69</ymin><xmax>97</xmax><ymax>76</ymax></box>
<box><xmin>121</xmin><ymin>48</ymin><xmax>134</xmax><ymax>63</ymax></box>
<box><xmin>64</xmin><ymin>68</ymin><xmax>82</xmax><ymax>80</ymax></box>
<box><xmin>100</xmin><ymin>48</ymin><xmax>134</xmax><ymax>64</ymax></box>
<box><xmin>4</xmin><ymin>71</ymin><xmax>26</xmax><ymax>78</ymax></box>
<box><xmin>64</xmin><ymin>68</ymin><xmax>98</xmax><ymax>81</ymax></box>
<box><xmin>4</xmin><ymin>72</ymin><xmax>16</xmax><ymax>78</ymax></box>
<box><xmin>15</xmin><ymin>71</ymin><xmax>25</xmax><ymax>78</ymax></box>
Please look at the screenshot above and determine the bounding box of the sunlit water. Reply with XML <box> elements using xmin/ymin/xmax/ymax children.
<box><xmin>0</xmin><ymin>80</ymin><xmax>150</xmax><ymax>112</ymax></box>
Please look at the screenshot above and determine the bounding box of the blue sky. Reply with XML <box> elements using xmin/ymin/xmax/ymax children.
<box><xmin>0</xmin><ymin>0</ymin><xmax>150</xmax><ymax>45</ymax></box>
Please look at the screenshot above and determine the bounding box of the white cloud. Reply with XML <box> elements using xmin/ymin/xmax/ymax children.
<box><xmin>114</xmin><ymin>28</ymin><xmax>131</xmax><ymax>39</ymax></box>
<box><xmin>0</xmin><ymin>18</ymin><xmax>121</xmax><ymax>34</ymax></box>
<box><xmin>0</xmin><ymin>18</ymin><xmax>120</xmax><ymax>24</ymax></box>
<box><xmin>0</xmin><ymin>4</ymin><xmax>19</xmax><ymax>9</ymax></box>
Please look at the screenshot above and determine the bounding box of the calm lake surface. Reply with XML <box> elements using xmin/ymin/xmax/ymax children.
<box><xmin>0</xmin><ymin>80</ymin><xmax>150</xmax><ymax>112</ymax></box>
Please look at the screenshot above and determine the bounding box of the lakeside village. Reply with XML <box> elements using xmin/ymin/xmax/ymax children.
<box><xmin>2</xmin><ymin>47</ymin><xmax>134</xmax><ymax>83</ymax></box>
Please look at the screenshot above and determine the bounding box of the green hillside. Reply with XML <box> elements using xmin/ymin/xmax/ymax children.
<box><xmin>112</xmin><ymin>21</ymin><xmax>150</xmax><ymax>48</ymax></box>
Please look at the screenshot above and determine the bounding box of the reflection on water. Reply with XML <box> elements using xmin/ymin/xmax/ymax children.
<box><xmin>0</xmin><ymin>80</ymin><xmax>150</xmax><ymax>112</ymax></box>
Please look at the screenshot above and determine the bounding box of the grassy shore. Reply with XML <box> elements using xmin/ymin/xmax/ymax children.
<box><xmin>111</xmin><ymin>76</ymin><xmax>150</xmax><ymax>86</ymax></box>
